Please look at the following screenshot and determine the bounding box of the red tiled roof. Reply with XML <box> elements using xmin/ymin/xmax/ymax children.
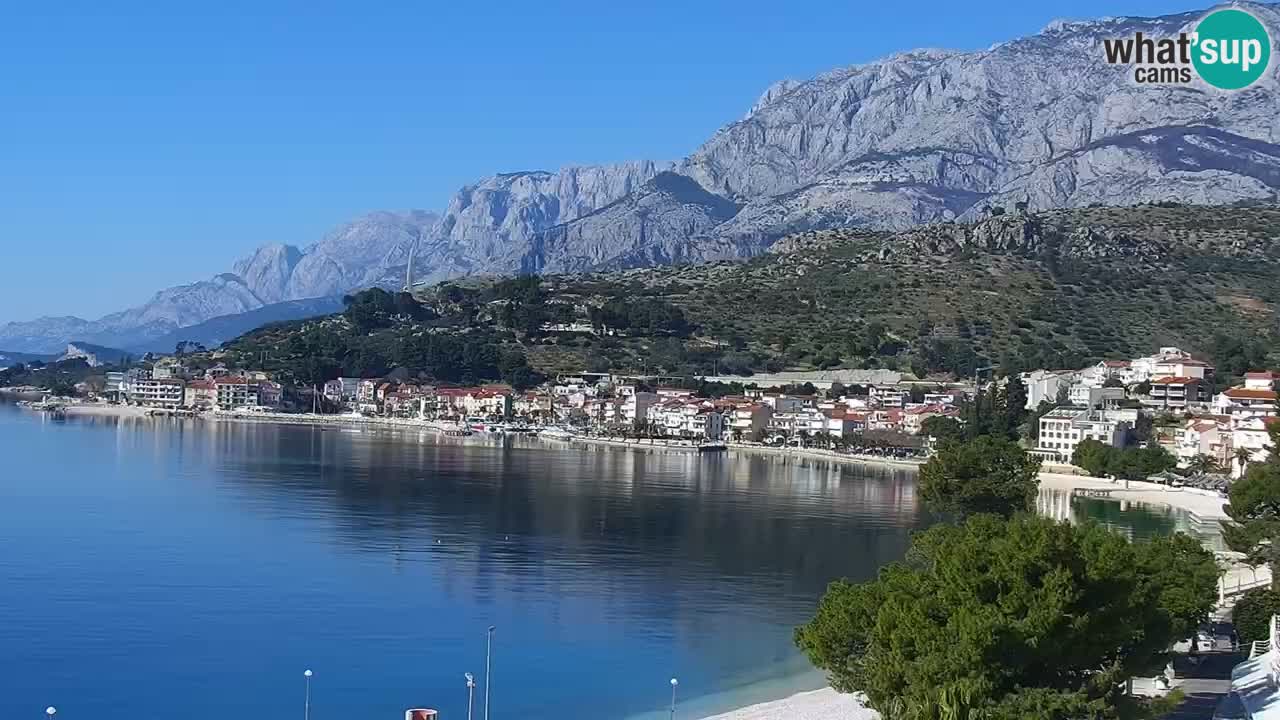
<box><xmin>1103</xmin><ymin>360</ymin><xmax>1131</xmax><ymax>367</ymax></box>
<box><xmin>1245</xmin><ymin>371</ymin><xmax>1279</xmax><ymax>379</ymax></box>
<box><xmin>1151</xmin><ymin>376</ymin><xmax>1200</xmax><ymax>385</ymax></box>
<box><xmin>1224</xmin><ymin>388</ymin><xmax>1278</xmax><ymax>400</ymax></box>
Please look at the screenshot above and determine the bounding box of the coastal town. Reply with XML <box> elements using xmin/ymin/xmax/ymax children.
<box><xmin>8</xmin><ymin>342</ymin><xmax>1277</xmax><ymax>483</ymax></box>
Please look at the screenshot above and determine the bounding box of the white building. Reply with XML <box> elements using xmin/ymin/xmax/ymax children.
<box><xmin>1035</xmin><ymin>407</ymin><xmax>1135</xmax><ymax>464</ymax></box>
<box><xmin>1145</xmin><ymin>376</ymin><xmax>1210</xmax><ymax>410</ymax></box>
<box><xmin>1173</xmin><ymin>418</ymin><xmax>1230</xmax><ymax>470</ymax></box>
<box><xmin>726</xmin><ymin>403</ymin><xmax>772</xmax><ymax>440</ymax></box>
<box><xmin>869</xmin><ymin>385</ymin><xmax>908</xmax><ymax>409</ymax></box>
<box><xmin>1214</xmin><ymin>373</ymin><xmax>1278</xmax><ymax>421</ymax></box>
<box><xmin>902</xmin><ymin>403</ymin><xmax>962</xmax><ymax>435</ymax></box>
<box><xmin>621</xmin><ymin>391</ymin><xmax>658</xmax><ymax>425</ymax></box>
<box><xmin>215</xmin><ymin>378</ymin><xmax>258</xmax><ymax>410</ymax></box>
<box><xmin>1068</xmin><ymin>385</ymin><xmax>1125</xmax><ymax>409</ymax></box>
<box><xmin>130</xmin><ymin>378</ymin><xmax>186</xmax><ymax>409</ymax></box>
<box><xmin>1231</xmin><ymin>416</ymin><xmax>1275</xmax><ymax>478</ymax></box>
<box><xmin>1021</xmin><ymin>370</ymin><xmax>1075</xmax><ymax>410</ymax></box>
<box><xmin>323</xmin><ymin>377</ymin><xmax>360</xmax><ymax>407</ymax></box>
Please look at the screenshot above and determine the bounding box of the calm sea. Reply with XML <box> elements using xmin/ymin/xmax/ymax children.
<box><xmin>0</xmin><ymin>405</ymin><xmax>1215</xmax><ymax>720</ymax></box>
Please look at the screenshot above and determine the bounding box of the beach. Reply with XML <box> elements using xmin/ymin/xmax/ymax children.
<box><xmin>696</xmin><ymin>688</ymin><xmax>875</xmax><ymax>720</ymax></box>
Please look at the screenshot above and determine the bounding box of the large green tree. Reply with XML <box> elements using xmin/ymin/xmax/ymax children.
<box><xmin>795</xmin><ymin>515</ymin><xmax>1208</xmax><ymax>720</ymax></box>
<box><xmin>1003</xmin><ymin>373</ymin><xmax>1028</xmax><ymax>438</ymax></box>
<box><xmin>1223</xmin><ymin>460</ymin><xmax>1280</xmax><ymax>573</ymax></box>
<box><xmin>919</xmin><ymin>435</ymin><xmax>1042</xmax><ymax>518</ymax></box>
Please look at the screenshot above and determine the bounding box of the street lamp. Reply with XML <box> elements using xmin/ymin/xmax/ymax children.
<box><xmin>465</xmin><ymin>672</ymin><xmax>476</xmax><ymax>720</ymax></box>
<box><xmin>45</xmin><ymin>708</ymin><xmax>56</xmax><ymax>720</ymax></box>
<box><xmin>303</xmin><ymin>669</ymin><xmax>313</xmax><ymax>720</ymax></box>
<box><xmin>484</xmin><ymin>625</ymin><xmax>495</xmax><ymax>720</ymax></box>
<box><xmin>669</xmin><ymin>677</ymin><xmax>679</xmax><ymax>719</ymax></box>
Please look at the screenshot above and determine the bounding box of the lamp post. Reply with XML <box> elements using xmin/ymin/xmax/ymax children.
<box><xmin>465</xmin><ymin>672</ymin><xmax>476</xmax><ymax>720</ymax></box>
<box><xmin>669</xmin><ymin>678</ymin><xmax>679</xmax><ymax>719</ymax></box>
<box><xmin>484</xmin><ymin>625</ymin><xmax>495</xmax><ymax>720</ymax></box>
<box><xmin>303</xmin><ymin>669</ymin><xmax>313</xmax><ymax>720</ymax></box>
<box><xmin>45</xmin><ymin>708</ymin><xmax>56</xmax><ymax>720</ymax></box>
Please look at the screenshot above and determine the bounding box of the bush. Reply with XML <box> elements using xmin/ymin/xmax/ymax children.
<box><xmin>1233</xmin><ymin>587</ymin><xmax>1280</xmax><ymax>643</ymax></box>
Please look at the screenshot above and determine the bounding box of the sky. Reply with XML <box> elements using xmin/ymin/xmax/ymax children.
<box><xmin>0</xmin><ymin>0</ymin><xmax>1203</xmax><ymax>323</ymax></box>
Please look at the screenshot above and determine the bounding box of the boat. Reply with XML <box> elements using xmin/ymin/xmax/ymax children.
<box><xmin>698</xmin><ymin>441</ymin><xmax>728</xmax><ymax>453</ymax></box>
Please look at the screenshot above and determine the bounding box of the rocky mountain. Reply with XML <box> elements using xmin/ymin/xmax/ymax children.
<box><xmin>5</xmin><ymin>2</ymin><xmax>1280</xmax><ymax>353</ymax></box>
<box><xmin>127</xmin><ymin>296</ymin><xmax>348</xmax><ymax>354</ymax></box>
<box><xmin>523</xmin><ymin>172</ymin><xmax>744</xmax><ymax>273</ymax></box>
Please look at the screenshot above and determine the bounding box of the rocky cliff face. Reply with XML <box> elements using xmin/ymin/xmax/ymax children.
<box><xmin>523</xmin><ymin>172</ymin><xmax>744</xmax><ymax>273</ymax></box>
<box><xmin>6</xmin><ymin>2</ymin><xmax>1280</xmax><ymax>352</ymax></box>
<box><xmin>681</xmin><ymin>4</ymin><xmax>1280</xmax><ymax>239</ymax></box>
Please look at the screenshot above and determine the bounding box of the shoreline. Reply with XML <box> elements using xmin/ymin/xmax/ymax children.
<box><xmin>21</xmin><ymin>404</ymin><xmax>1231</xmax><ymax>522</ymax></box>
<box><xmin>11</xmin><ymin>402</ymin><xmax>1237</xmax><ymax>720</ymax></box>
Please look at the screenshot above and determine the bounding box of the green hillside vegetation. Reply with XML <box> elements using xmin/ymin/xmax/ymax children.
<box><xmin>214</xmin><ymin>204</ymin><xmax>1280</xmax><ymax>385</ymax></box>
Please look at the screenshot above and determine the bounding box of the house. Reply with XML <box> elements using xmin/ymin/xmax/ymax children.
<box><xmin>822</xmin><ymin>407</ymin><xmax>863</xmax><ymax>437</ymax></box>
<box><xmin>726</xmin><ymin>403</ymin><xmax>772</xmax><ymax>440</ymax></box>
<box><xmin>1151</xmin><ymin>357</ymin><xmax>1214</xmax><ymax>383</ymax></box>
<box><xmin>1174</xmin><ymin>418</ymin><xmax>1230</xmax><ymax>470</ymax></box>
<box><xmin>866</xmin><ymin>408</ymin><xmax>905</xmax><ymax>432</ymax></box>
<box><xmin>184</xmin><ymin>379</ymin><xmax>218</xmax><ymax>410</ymax></box>
<box><xmin>383</xmin><ymin>385</ymin><xmax>429</xmax><ymax>417</ymax></box>
<box><xmin>656</xmin><ymin>387</ymin><xmax>696</xmax><ymax>399</ymax></box>
<box><xmin>869</xmin><ymin>385</ymin><xmax>908</xmax><ymax>409</ymax></box>
<box><xmin>151</xmin><ymin>358</ymin><xmax>188</xmax><ymax>380</ymax></box>
<box><xmin>215</xmin><ymin>377</ymin><xmax>258</xmax><ymax>410</ymax></box>
<box><xmin>130</xmin><ymin>378</ymin><xmax>186</xmax><ymax>409</ymax></box>
<box><xmin>649</xmin><ymin>400</ymin><xmax>724</xmax><ymax>439</ymax></box>
<box><xmin>760</xmin><ymin>394</ymin><xmax>805</xmax><ymax>413</ymax></box>
<box><xmin>1230</xmin><ymin>417</ymin><xmax>1276</xmax><ymax>478</ymax></box>
<box><xmin>768</xmin><ymin>408</ymin><xmax>831</xmax><ymax>436</ymax></box>
<box><xmin>902</xmin><ymin>403</ymin><xmax>960</xmax><ymax>435</ymax></box>
<box><xmin>356</xmin><ymin>379</ymin><xmax>381</xmax><ymax>414</ymax></box>
<box><xmin>1068</xmin><ymin>385</ymin><xmax>1125</xmax><ymax>409</ymax></box>
<box><xmin>1020</xmin><ymin>369</ymin><xmax>1075</xmax><ymax>409</ymax></box>
<box><xmin>1145</xmin><ymin>376</ymin><xmax>1209</xmax><ymax>410</ymax></box>
<box><xmin>1129</xmin><ymin>347</ymin><xmax>1193</xmax><ymax>383</ymax></box>
<box><xmin>464</xmin><ymin>387</ymin><xmax>513</xmax><ymax>418</ymax></box>
<box><xmin>323</xmin><ymin>377</ymin><xmax>360</xmax><ymax>407</ymax></box>
<box><xmin>1213</xmin><ymin>372</ymin><xmax>1278</xmax><ymax>420</ymax></box>
<box><xmin>1034</xmin><ymin>407</ymin><xmax>1135</xmax><ymax>464</ymax></box>
<box><xmin>1214</xmin><ymin>386</ymin><xmax>1278</xmax><ymax>420</ymax></box>
<box><xmin>621</xmin><ymin>391</ymin><xmax>658</xmax><ymax>426</ymax></box>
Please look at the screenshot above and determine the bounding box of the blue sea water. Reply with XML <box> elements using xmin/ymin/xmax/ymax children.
<box><xmin>0</xmin><ymin>406</ymin><xmax>1210</xmax><ymax>720</ymax></box>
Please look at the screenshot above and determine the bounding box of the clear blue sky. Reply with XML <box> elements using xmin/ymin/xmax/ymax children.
<box><xmin>0</xmin><ymin>0</ymin><xmax>1200</xmax><ymax>322</ymax></box>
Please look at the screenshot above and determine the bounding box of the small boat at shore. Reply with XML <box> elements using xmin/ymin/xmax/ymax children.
<box><xmin>698</xmin><ymin>441</ymin><xmax>728</xmax><ymax>453</ymax></box>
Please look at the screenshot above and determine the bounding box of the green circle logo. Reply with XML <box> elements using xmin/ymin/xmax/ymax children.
<box><xmin>1191</xmin><ymin>9</ymin><xmax>1271</xmax><ymax>90</ymax></box>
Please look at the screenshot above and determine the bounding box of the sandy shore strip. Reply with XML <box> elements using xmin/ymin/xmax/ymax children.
<box><xmin>696</xmin><ymin>688</ymin><xmax>875</xmax><ymax>720</ymax></box>
<box><xmin>60</xmin><ymin>404</ymin><xmax>153</xmax><ymax>418</ymax></box>
<box><xmin>1036</xmin><ymin>471</ymin><xmax>1228</xmax><ymax>521</ymax></box>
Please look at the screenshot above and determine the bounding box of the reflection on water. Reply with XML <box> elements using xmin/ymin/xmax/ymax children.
<box><xmin>0</xmin><ymin>407</ymin><xmax>1221</xmax><ymax>720</ymax></box>
<box><xmin>0</xmin><ymin>409</ymin><xmax>923</xmax><ymax>720</ymax></box>
<box><xmin>1038</xmin><ymin>487</ymin><xmax>1225</xmax><ymax>550</ymax></box>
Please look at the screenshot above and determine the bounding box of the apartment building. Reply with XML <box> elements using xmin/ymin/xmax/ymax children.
<box><xmin>130</xmin><ymin>378</ymin><xmax>186</xmax><ymax>409</ymax></box>
<box><xmin>1035</xmin><ymin>407</ymin><xmax>1134</xmax><ymax>464</ymax></box>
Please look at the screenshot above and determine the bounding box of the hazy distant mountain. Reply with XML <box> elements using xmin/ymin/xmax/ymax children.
<box><xmin>129</xmin><ymin>296</ymin><xmax>347</xmax><ymax>354</ymax></box>
<box><xmin>5</xmin><ymin>2</ymin><xmax>1279</xmax><ymax>353</ymax></box>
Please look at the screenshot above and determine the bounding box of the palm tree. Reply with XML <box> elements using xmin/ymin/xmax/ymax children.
<box><xmin>1187</xmin><ymin>454</ymin><xmax>1220</xmax><ymax>476</ymax></box>
<box><xmin>1235</xmin><ymin>447</ymin><xmax>1255</xmax><ymax>477</ymax></box>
